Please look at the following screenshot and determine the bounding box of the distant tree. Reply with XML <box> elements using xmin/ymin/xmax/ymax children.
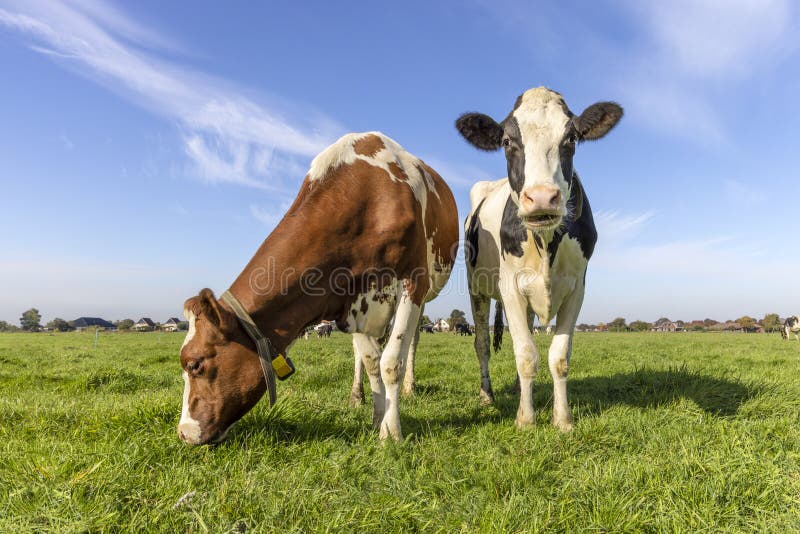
<box><xmin>177</xmin><ymin>321</ymin><xmax>189</xmax><ymax>331</ymax></box>
<box><xmin>46</xmin><ymin>318</ymin><xmax>73</xmax><ymax>332</ymax></box>
<box><xmin>688</xmin><ymin>320</ymin><xmax>706</xmax><ymax>331</ymax></box>
<box><xmin>117</xmin><ymin>319</ymin><xmax>135</xmax><ymax>331</ymax></box>
<box><xmin>763</xmin><ymin>313</ymin><xmax>781</xmax><ymax>333</ymax></box>
<box><xmin>0</xmin><ymin>320</ymin><xmax>19</xmax><ymax>332</ymax></box>
<box><xmin>736</xmin><ymin>316</ymin><xmax>756</xmax><ymax>332</ymax></box>
<box><xmin>20</xmin><ymin>308</ymin><xmax>42</xmax><ymax>332</ymax></box>
<box><xmin>576</xmin><ymin>323</ymin><xmax>591</xmax><ymax>331</ymax></box>
<box><xmin>703</xmin><ymin>318</ymin><xmax>718</xmax><ymax>327</ymax></box>
<box><xmin>449</xmin><ymin>309</ymin><xmax>467</xmax><ymax>327</ymax></box>
<box><xmin>421</xmin><ymin>315</ymin><xmax>432</xmax><ymax>326</ymax></box>
<box><xmin>655</xmin><ymin>317</ymin><xmax>671</xmax><ymax>325</ymax></box>
<box><xmin>608</xmin><ymin>317</ymin><xmax>627</xmax><ymax>332</ymax></box>
<box><xmin>629</xmin><ymin>320</ymin><xmax>651</xmax><ymax>332</ymax></box>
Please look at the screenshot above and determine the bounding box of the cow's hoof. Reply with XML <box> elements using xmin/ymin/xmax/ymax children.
<box><xmin>553</xmin><ymin>418</ymin><xmax>574</xmax><ymax>432</ymax></box>
<box><xmin>379</xmin><ymin>423</ymin><xmax>402</xmax><ymax>442</ymax></box>
<box><xmin>479</xmin><ymin>389</ymin><xmax>495</xmax><ymax>405</ymax></box>
<box><xmin>349</xmin><ymin>392</ymin><xmax>364</xmax><ymax>407</ymax></box>
<box><xmin>515</xmin><ymin>416</ymin><xmax>534</xmax><ymax>428</ymax></box>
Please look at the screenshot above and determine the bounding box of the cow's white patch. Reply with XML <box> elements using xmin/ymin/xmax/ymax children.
<box><xmin>307</xmin><ymin>131</ymin><xmax>436</xmax><ymax>207</ymax></box>
<box><xmin>344</xmin><ymin>283</ymin><xmax>399</xmax><ymax>337</ymax></box>
<box><xmin>181</xmin><ymin>309</ymin><xmax>196</xmax><ymax>349</ymax></box>
<box><xmin>178</xmin><ymin>371</ymin><xmax>202</xmax><ymax>445</ymax></box>
<box><xmin>512</xmin><ymin>87</ymin><xmax>571</xmax><ymax>200</ymax></box>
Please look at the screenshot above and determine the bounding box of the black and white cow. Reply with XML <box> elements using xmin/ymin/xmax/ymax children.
<box><xmin>783</xmin><ymin>316</ymin><xmax>800</xmax><ymax>341</ymax></box>
<box><xmin>457</xmin><ymin>87</ymin><xmax>622</xmax><ymax>431</ymax></box>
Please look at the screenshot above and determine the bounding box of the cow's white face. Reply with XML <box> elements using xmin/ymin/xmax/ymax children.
<box><xmin>456</xmin><ymin>86</ymin><xmax>623</xmax><ymax>232</ymax></box>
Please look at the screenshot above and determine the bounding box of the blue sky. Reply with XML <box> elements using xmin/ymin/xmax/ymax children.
<box><xmin>1</xmin><ymin>0</ymin><xmax>799</xmax><ymax>325</ymax></box>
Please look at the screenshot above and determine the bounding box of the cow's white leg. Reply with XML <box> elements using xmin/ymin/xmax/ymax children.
<box><xmin>470</xmin><ymin>293</ymin><xmax>494</xmax><ymax>404</ymax></box>
<box><xmin>402</xmin><ymin>305</ymin><xmax>423</xmax><ymax>396</ymax></box>
<box><xmin>352</xmin><ymin>333</ymin><xmax>385</xmax><ymax>428</ymax></box>
<box><xmin>349</xmin><ymin>339</ymin><xmax>365</xmax><ymax>406</ymax></box>
<box><xmin>503</xmin><ymin>291</ymin><xmax>538</xmax><ymax>428</ymax></box>
<box><xmin>378</xmin><ymin>285</ymin><xmax>421</xmax><ymax>441</ymax></box>
<box><xmin>548</xmin><ymin>284</ymin><xmax>584</xmax><ymax>432</ymax></box>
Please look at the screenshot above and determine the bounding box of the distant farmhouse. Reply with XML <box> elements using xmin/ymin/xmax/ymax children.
<box><xmin>70</xmin><ymin>317</ymin><xmax>115</xmax><ymax>332</ymax></box>
<box><xmin>133</xmin><ymin>318</ymin><xmax>156</xmax><ymax>332</ymax></box>
<box><xmin>162</xmin><ymin>318</ymin><xmax>181</xmax><ymax>332</ymax></box>
<box><xmin>433</xmin><ymin>318</ymin><xmax>450</xmax><ymax>332</ymax></box>
<box><xmin>651</xmin><ymin>319</ymin><xmax>684</xmax><ymax>332</ymax></box>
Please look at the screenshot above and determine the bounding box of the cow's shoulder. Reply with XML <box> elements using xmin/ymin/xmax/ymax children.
<box><xmin>470</xmin><ymin>178</ymin><xmax>508</xmax><ymax>211</ymax></box>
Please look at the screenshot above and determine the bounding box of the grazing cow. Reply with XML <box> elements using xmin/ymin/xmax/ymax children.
<box><xmin>177</xmin><ymin>132</ymin><xmax>459</xmax><ymax>445</ymax></box>
<box><xmin>455</xmin><ymin>323</ymin><xmax>473</xmax><ymax>336</ymax></box>
<box><xmin>458</xmin><ymin>87</ymin><xmax>622</xmax><ymax>431</ymax></box>
<box><xmin>784</xmin><ymin>316</ymin><xmax>800</xmax><ymax>341</ymax></box>
<box><xmin>315</xmin><ymin>323</ymin><xmax>333</xmax><ymax>337</ymax></box>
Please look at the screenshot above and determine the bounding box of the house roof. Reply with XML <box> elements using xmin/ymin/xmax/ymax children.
<box><xmin>135</xmin><ymin>318</ymin><xmax>155</xmax><ymax>326</ymax></box>
<box><xmin>70</xmin><ymin>317</ymin><xmax>114</xmax><ymax>328</ymax></box>
<box><xmin>164</xmin><ymin>317</ymin><xmax>181</xmax><ymax>325</ymax></box>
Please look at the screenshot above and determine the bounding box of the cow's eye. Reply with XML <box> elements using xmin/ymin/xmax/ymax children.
<box><xmin>187</xmin><ymin>360</ymin><xmax>203</xmax><ymax>374</ymax></box>
<box><xmin>566</xmin><ymin>133</ymin><xmax>578</xmax><ymax>144</ymax></box>
<box><xmin>502</xmin><ymin>138</ymin><xmax>511</xmax><ymax>147</ymax></box>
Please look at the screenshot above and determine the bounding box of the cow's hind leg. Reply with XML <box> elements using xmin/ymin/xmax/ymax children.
<box><xmin>548</xmin><ymin>285</ymin><xmax>585</xmax><ymax>432</ymax></box>
<box><xmin>402</xmin><ymin>305</ymin><xmax>423</xmax><ymax>396</ymax></box>
<box><xmin>352</xmin><ymin>333</ymin><xmax>385</xmax><ymax>428</ymax></box>
<box><xmin>470</xmin><ymin>293</ymin><xmax>493</xmax><ymax>404</ymax></box>
<box><xmin>349</xmin><ymin>341</ymin><xmax>365</xmax><ymax>406</ymax></box>
<box><xmin>378</xmin><ymin>283</ymin><xmax>422</xmax><ymax>441</ymax></box>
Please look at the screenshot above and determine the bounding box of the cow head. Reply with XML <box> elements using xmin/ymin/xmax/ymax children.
<box><xmin>177</xmin><ymin>288</ymin><xmax>266</xmax><ymax>445</ymax></box>
<box><xmin>456</xmin><ymin>87</ymin><xmax>622</xmax><ymax>231</ymax></box>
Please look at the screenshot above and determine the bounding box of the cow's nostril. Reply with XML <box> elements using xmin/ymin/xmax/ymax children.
<box><xmin>178</xmin><ymin>429</ymin><xmax>185</xmax><ymax>441</ymax></box>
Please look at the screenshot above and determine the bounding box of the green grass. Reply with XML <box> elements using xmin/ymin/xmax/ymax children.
<box><xmin>1</xmin><ymin>331</ymin><xmax>799</xmax><ymax>532</ymax></box>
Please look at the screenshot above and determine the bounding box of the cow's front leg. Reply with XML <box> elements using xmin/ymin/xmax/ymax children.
<box><xmin>378</xmin><ymin>284</ymin><xmax>422</xmax><ymax>441</ymax></box>
<box><xmin>548</xmin><ymin>284</ymin><xmax>585</xmax><ymax>432</ymax></box>
<box><xmin>502</xmin><ymin>290</ymin><xmax>538</xmax><ymax>428</ymax></box>
<box><xmin>352</xmin><ymin>334</ymin><xmax>384</xmax><ymax>428</ymax></box>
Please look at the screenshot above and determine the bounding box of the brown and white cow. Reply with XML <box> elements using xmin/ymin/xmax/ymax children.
<box><xmin>457</xmin><ymin>87</ymin><xmax>622</xmax><ymax>431</ymax></box>
<box><xmin>178</xmin><ymin>132</ymin><xmax>459</xmax><ymax>445</ymax></box>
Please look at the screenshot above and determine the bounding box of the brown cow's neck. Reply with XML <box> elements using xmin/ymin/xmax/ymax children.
<box><xmin>227</xmin><ymin>188</ymin><xmax>329</xmax><ymax>353</ymax></box>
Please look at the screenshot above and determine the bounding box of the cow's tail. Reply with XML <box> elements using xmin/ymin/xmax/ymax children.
<box><xmin>492</xmin><ymin>300</ymin><xmax>504</xmax><ymax>352</ymax></box>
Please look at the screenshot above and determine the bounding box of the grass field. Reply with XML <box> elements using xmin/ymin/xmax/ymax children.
<box><xmin>1</xmin><ymin>331</ymin><xmax>799</xmax><ymax>532</ymax></box>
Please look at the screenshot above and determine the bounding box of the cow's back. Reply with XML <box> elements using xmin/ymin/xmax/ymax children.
<box><xmin>297</xmin><ymin>132</ymin><xmax>458</xmax><ymax>331</ymax></box>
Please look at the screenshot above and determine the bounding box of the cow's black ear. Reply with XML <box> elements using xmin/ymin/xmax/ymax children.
<box><xmin>455</xmin><ymin>113</ymin><xmax>503</xmax><ymax>151</ymax></box>
<box><xmin>574</xmin><ymin>102</ymin><xmax>623</xmax><ymax>141</ymax></box>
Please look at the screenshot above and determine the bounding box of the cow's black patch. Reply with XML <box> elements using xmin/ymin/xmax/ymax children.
<box><xmin>546</xmin><ymin>173</ymin><xmax>597</xmax><ymax>266</ymax></box>
<box><xmin>501</xmin><ymin>117</ymin><xmax>525</xmax><ymax>194</ymax></box>
<box><xmin>465</xmin><ymin>199</ymin><xmax>485</xmax><ymax>268</ymax></box>
<box><xmin>499</xmin><ymin>195</ymin><xmax>526</xmax><ymax>259</ymax></box>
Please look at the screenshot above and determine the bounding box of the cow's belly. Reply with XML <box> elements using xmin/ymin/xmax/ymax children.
<box><xmin>340</xmin><ymin>283</ymin><xmax>399</xmax><ymax>337</ymax></box>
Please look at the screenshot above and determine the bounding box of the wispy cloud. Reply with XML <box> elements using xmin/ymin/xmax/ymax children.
<box><xmin>615</xmin><ymin>0</ymin><xmax>796</xmax><ymax>144</ymax></box>
<box><xmin>0</xmin><ymin>0</ymin><xmax>344</xmax><ymax>189</ymax></box>
<box><xmin>594</xmin><ymin>210</ymin><xmax>655</xmax><ymax>241</ymax></box>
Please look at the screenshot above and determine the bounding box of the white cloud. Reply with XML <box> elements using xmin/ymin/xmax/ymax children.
<box><xmin>0</xmin><ymin>0</ymin><xmax>344</xmax><ymax>189</ymax></box>
<box><xmin>616</xmin><ymin>0</ymin><xmax>796</xmax><ymax>144</ymax></box>
<box><xmin>594</xmin><ymin>210</ymin><xmax>655</xmax><ymax>241</ymax></box>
